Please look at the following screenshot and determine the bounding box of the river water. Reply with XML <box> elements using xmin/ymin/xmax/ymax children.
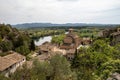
<box><xmin>34</xmin><ymin>36</ymin><xmax>52</xmax><ymax>46</ymax></box>
<box><xmin>34</xmin><ymin>32</ymin><xmax>68</xmax><ymax>46</ymax></box>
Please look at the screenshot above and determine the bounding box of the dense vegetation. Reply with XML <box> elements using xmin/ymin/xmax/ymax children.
<box><xmin>51</xmin><ymin>27</ymin><xmax>102</xmax><ymax>45</ymax></box>
<box><xmin>76</xmin><ymin>27</ymin><xmax>100</xmax><ymax>38</ymax></box>
<box><xmin>51</xmin><ymin>34</ymin><xmax>65</xmax><ymax>45</ymax></box>
<box><xmin>0</xmin><ymin>54</ymin><xmax>77</xmax><ymax>80</ymax></box>
<box><xmin>72</xmin><ymin>39</ymin><xmax>120</xmax><ymax>80</ymax></box>
<box><xmin>26</xmin><ymin>28</ymin><xmax>65</xmax><ymax>40</ymax></box>
<box><xmin>0</xmin><ymin>24</ymin><xmax>35</xmax><ymax>56</ymax></box>
<box><xmin>1</xmin><ymin>38</ymin><xmax>120</xmax><ymax>80</ymax></box>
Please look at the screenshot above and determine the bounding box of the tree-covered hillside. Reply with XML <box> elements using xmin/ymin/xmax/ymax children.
<box><xmin>0</xmin><ymin>24</ymin><xmax>35</xmax><ymax>56</ymax></box>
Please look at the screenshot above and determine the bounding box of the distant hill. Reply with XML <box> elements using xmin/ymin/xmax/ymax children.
<box><xmin>12</xmin><ymin>23</ymin><xmax>119</xmax><ymax>29</ymax></box>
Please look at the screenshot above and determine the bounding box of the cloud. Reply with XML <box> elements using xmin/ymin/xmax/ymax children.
<box><xmin>57</xmin><ymin>0</ymin><xmax>79</xmax><ymax>1</ymax></box>
<box><xmin>0</xmin><ymin>0</ymin><xmax>120</xmax><ymax>24</ymax></box>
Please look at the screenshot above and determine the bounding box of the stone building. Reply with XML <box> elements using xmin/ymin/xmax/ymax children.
<box><xmin>65</xmin><ymin>49</ymin><xmax>76</xmax><ymax>60</ymax></box>
<box><xmin>38</xmin><ymin>42</ymin><xmax>56</xmax><ymax>54</ymax></box>
<box><xmin>60</xmin><ymin>28</ymin><xmax>81</xmax><ymax>50</ymax></box>
<box><xmin>102</xmin><ymin>28</ymin><xmax>117</xmax><ymax>38</ymax></box>
<box><xmin>38</xmin><ymin>28</ymin><xmax>92</xmax><ymax>61</ymax></box>
<box><xmin>110</xmin><ymin>28</ymin><xmax>120</xmax><ymax>45</ymax></box>
<box><xmin>0</xmin><ymin>51</ymin><xmax>26</xmax><ymax>77</ymax></box>
<box><xmin>100</xmin><ymin>27</ymin><xmax>120</xmax><ymax>45</ymax></box>
<box><xmin>81</xmin><ymin>37</ymin><xmax>92</xmax><ymax>45</ymax></box>
<box><xmin>60</xmin><ymin>28</ymin><xmax>81</xmax><ymax>60</ymax></box>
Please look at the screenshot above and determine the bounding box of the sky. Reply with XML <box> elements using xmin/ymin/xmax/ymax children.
<box><xmin>0</xmin><ymin>0</ymin><xmax>120</xmax><ymax>24</ymax></box>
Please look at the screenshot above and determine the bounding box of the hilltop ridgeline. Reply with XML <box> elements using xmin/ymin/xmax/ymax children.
<box><xmin>12</xmin><ymin>23</ymin><xmax>119</xmax><ymax>29</ymax></box>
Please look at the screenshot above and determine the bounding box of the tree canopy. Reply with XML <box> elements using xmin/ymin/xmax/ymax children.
<box><xmin>72</xmin><ymin>39</ymin><xmax>120</xmax><ymax>80</ymax></box>
<box><xmin>0</xmin><ymin>24</ymin><xmax>35</xmax><ymax>56</ymax></box>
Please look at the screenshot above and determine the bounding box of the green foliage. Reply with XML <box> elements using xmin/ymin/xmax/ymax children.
<box><xmin>7</xmin><ymin>54</ymin><xmax>77</xmax><ymax>80</ymax></box>
<box><xmin>72</xmin><ymin>39</ymin><xmax>120</xmax><ymax>80</ymax></box>
<box><xmin>77</xmin><ymin>28</ymin><xmax>100</xmax><ymax>38</ymax></box>
<box><xmin>15</xmin><ymin>45</ymin><xmax>30</xmax><ymax>56</ymax></box>
<box><xmin>29</xmin><ymin>29</ymin><xmax>65</xmax><ymax>39</ymax></box>
<box><xmin>30</xmin><ymin>40</ymin><xmax>35</xmax><ymax>51</ymax></box>
<box><xmin>113</xmin><ymin>44</ymin><xmax>120</xmax><ymax>59</ymax></box>
<box><xmin>0</xmin><ymin>35</ymin><xmax>2</xmax><ymax>42</ymax></box>
<box><xmin>0</xmin><ymin>24</ymin><xmax>35</xmax><ymax>56</ymax></box>
<box><xmin>0</xmin><ymin>24</ymin><xmax>11</xmax><ymax>37</ymax></box>
<box><xmin>52</xmin><ymin>34</ymin><xmax>65</xmax><ymax>45</ymax></box>
<box><xmin>31</xmin><ymin>59</ymin><xmax>53</xmax><ymax>80</ymax></box>
<box><xmin>99</xmin><ymin>59</ymin><xmax>120</xmax><ymax>79</ymax></box>
<box><xmin>0</xmin><ymin>41</ymin><xmax>13</xmax><ymax>52</ymax></box>
<box><xmin>9</xmin><ymin>64</ymin><xmax>31</xmax><ymax>80</ymax></box>
<box><xmin>50</xmin><ymin>54</ymin><xmax>72</xmax><ymax>80</ymax></box>
<box><xmin>0</xmin><ymin>74</ymin><xmax>9</xmax><ymax>80</ymax></box>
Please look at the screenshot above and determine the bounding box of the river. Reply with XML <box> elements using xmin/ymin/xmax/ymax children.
<box><xmin>34</xmin><ymin>32</ymin><xmax>68</xmax><ymax>46</ymax></box>
<box><xmin>34</xmin><ymin>36</ymin><xmax>52</xmax><ymax>46</ymax></box>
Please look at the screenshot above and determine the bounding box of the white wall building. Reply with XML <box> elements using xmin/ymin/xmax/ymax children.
<box><xmin>0</xmin><ymin>51</ymin><xmax>26</xmax><ymax>77</ymax></box>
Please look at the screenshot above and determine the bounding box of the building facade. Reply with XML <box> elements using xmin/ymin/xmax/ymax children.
<box><xmin>60</xmin><ymin>28</ymin><xmax>81</xmax><ymax>60</ymax></box>
<box><xmin>0</xmin><ymin>51</ymin><xmax>26</xmax><ymax>77</ymax></box>
<box><xmin>60</xmin><ymin>28</ymin><xmax>81</xmax><ymax>50</ymax></box>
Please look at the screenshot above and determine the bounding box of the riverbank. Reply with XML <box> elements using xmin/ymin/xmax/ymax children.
<box><xmin>28</xmin><ymin>29</ymin><xmax>65</xmax><ymax>40</ymax></box>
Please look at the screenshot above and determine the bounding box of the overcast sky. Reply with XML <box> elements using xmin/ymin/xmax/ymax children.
<box><xmin>0</xmin><ymin>0</ymin><xmax>120</xmax><ymax>24</ymax></box>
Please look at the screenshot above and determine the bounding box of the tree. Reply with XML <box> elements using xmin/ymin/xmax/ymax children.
<box><xmin>0</xmin><ymin>24</ymin><xmax>32</xmax><ymax>56</ymax></box>
<box><xmin>15</xmin><ymin>45</ymin><xmax>30</xmax><ymax>56</ymax></box>
<box><xmin>31</xmin><ymin>59</ymin><xmax>53</xmax><ymax>80</ymax></box>
<box><xmin>71</xmin><ymin>39</ymin><xmax>116</xmax><ymax>80</ymax></box>
<box><xmin>0</xmin><ymin>41</ymin><xmax>13</xmax><ymax>52</ymax></box>
<box><xmin>0</xmin><ymin>74</ymin><xmax>9</xmax><ymax>80</ymax></box>
<box><xmin>50</xmin><ymin>54</ymin><xmax>77</xmax><ymax>80</ymax></box>
<box><xmin>9</xmin><ymin>64</ymin><xmax>31</xmax><ymax>80</ymax></box>
<box><xmin>51</xmin><ymin>35</ymin><xmax>65</xmax><ymax>45</ymax></box>
<box><xmin>30</xmin><ymin>40</ymin><xmax>35</xmax><ymax>51</ymax></box>
<box><xmin>99</xmin><ymin>59</ymin><xmax>120</xmax><ymax>79</ymax></box>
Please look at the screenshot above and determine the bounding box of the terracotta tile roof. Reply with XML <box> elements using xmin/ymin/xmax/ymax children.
<box><xmin>66</xmin><ymin>49</ymin><xmax>75</xmax><ymax>54</ymax></box>
<box><xmin>64</xmin><ymin>37</ymin><xmax>73</xmax><ymax>44</ymax></box>
<box><xmin>0</xmin><ymin>51</ymin><xmax>25</xmax><ymax>71</ymax></box>
<box><xmin>67</xmin><ymin>33</ymin><xmax>79</xmax><ymax>39</ymax></box>
<box><xmin>39</xmin><ymin>44</ymin><xmax>55</xmax><ymax>51</ymax></box>
<box><xmin>60</xmin><ymin>45</ymin><xmax>73</xmax><ymax>49</ymax></box>
<box><xmin>61</xmin><ymin>28</ymin><xmax>80</xmax><ymax>49</ymax></box>
<box><xmin>36</xmin><ymin>54</ymin><xmax>50</xmax><ymax>61</ymax></box>
<box><xmin>111</xmin><ymin>32</ymin><xmax>120</xmax><ymax>36</ymax></box>
<box><xmin>40</xmin><ymin>46</ymin><xmax>49</xmax><ymax>51</ymax></box>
